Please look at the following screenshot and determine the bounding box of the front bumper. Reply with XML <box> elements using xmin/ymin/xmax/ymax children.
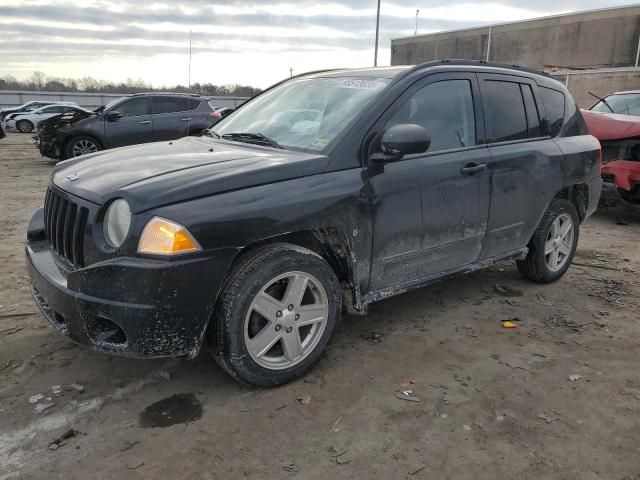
<box><xmin>26</xmin><ymin>208</ymin><xmax>236</xmax><ymax>359</ymax></box>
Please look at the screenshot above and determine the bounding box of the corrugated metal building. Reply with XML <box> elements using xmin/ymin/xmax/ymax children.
<box><xmin>390</xmin><ymin>5</ymin><xmax>640</xmax><ymax>106</ymax></box>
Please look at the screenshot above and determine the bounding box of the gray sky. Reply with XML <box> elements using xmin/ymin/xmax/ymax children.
<box><xmin>0</xmin><ymin>0</ymin><xmax>637</xmax><ymax>88</ymax></box>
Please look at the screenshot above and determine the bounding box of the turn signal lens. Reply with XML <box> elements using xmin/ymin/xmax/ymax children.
<box><xmin>137</xmin><ymin>217</ymin><xmax>202</xmax><ymax>256</ymax></box>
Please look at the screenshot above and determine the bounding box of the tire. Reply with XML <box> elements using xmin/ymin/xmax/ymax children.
<box><xmin>188</xmin><ymin>129</ymin><xmax>203</xmax><ymax>136</ymax></box>
<box><xmin>65</xmin><ymin>136</ymin><xmax>101</xmax><ymax>158</ymax></box>
<box><xmin>517</xmin><ymin>198</ymin><xmax>580</xmax><ymax>283</ymax></box>
<box><xmin>16</xmin><ymin>120</ymin><xmax>34</xmax><ymax>133</ymax></box>
<box><xmin>208</xmin><ymin>244</ymin><xmax>342</xmax><ymax>387</ymax></box>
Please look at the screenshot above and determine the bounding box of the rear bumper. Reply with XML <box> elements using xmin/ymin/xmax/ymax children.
<box><xmin>586</xmin><ymin>175</ymin><xmax>603</xmax><ymax>218</ymax></box>
<box><xmin>26</xmin><ymin>210</ymin><xmax>236</xmax><ymax>359</ymax></box>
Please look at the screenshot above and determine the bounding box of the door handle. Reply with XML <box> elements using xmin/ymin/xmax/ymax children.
<box><xmin>460</xmin><ymin>163</ymin><xmax>487</xmax><ymax>176</ymax></box>
<box><xmin>181</xmin><ymin>117</ymin><xmax>192</xmax><ymax>121</ymax></box>
<box><xmin>139</xmin><ymin>120</ymin><xmax>151</xmax><ymax>125</ymax></box>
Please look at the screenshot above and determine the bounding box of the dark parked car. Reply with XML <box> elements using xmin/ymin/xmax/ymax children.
<box><xmin>36</xmin><ymin>93</ymin><xmax>216</xmax><ymax>160</ymax></box>
<box><xmin>26</xmin><ymin>61</ymin><xmax>601</xmax><ymax>386</ymax></box>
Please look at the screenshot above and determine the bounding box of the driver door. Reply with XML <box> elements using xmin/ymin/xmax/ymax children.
<box><xmin>104</xmin><ymin>97</ymin><xmax>153</xmax><ymax>148</ymax></box>
<box><xmin>366</xmin><ymin>73</ymin><xmax>491</xmax><ymax>292</ymax></box>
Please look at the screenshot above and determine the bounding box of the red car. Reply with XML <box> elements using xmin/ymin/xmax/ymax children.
<box><xmin>582</xmin><ymin>99</ymin><xmax>640</xmax><ymax>203</ymax></box>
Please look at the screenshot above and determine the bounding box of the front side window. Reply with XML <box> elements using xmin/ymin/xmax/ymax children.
<box><xmin>484</xmin><ymin>81</ymin><xmax>529</xmax><ymax>143</ymax></box>
<box><xmin>386</xmin><ymin>79</ymin><xmax>476</xmax><ymax>152</ymax></box>
<box><xmin>591</xmin><ymin>93</ymin><xmax>640</xmax><ymax>116</ymax></box>
<box><xmin>214</xmin><ymin>77</ymin><xmax>390</xmax><ymax>153</ymax></box>
<box><xmin>115</xmin><ymin>97</ymin><xmax>150</xmax><ymax>117</ymax></box>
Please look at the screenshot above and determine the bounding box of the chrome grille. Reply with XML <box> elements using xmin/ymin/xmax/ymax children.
<box><xmin>43</xmin><ymin>188</ymin><xmax>88</xmax><ymax>267</ymax></box>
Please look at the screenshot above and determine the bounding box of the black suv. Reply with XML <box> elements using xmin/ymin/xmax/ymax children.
<box><xmin>26</xmin><ymin>61</ymin><xmax>601</xmax><ymax>386</ymax></box>
<box><xmin>36</xmin><ymin>93</ymin><xmax>215</xmax><ymax>160</ymax></box>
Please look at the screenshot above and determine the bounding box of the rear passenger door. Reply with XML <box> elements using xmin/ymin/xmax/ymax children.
<box><xmin>478</xmin><ymin>74</ymin><xmax>564</xmax><ymax>259</ymax></box>
<box><xmin>151</xmin><ymin>96</ymin><xmax>191</xmax><ymax>141</ymax></box>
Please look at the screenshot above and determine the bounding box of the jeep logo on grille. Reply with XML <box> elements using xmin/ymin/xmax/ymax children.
<box><xmin>66</xmin><ymin>173</ymin><xmax>80</xmax><ymax>181</ymax></box>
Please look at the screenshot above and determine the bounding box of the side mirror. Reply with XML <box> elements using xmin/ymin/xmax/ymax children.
<box><xmin>106</xmin><ymin>111</ymin><xmax>122</xmax><ymax>122</ymax></box>
<box><xmin>378</xmin><ymin>124</ymin><xmax>431</xmax><ymax>161</ymax></box>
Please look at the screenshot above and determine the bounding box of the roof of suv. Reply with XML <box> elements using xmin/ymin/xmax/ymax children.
<box><xmin>307</xmin><ymin>60</ymin><xmax>550</xmax><ymax>81</ymax></box>
<box><xmin>131</xmin><ymin>92</ymin><xmax>204</xmax><ymax>98</ymax></box>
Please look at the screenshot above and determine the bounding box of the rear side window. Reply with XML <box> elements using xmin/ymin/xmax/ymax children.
<box><xmin>387</xmin><ymin>79</ymin><xmax>476</xmax><ymax>152</ymax></box>
<box><xmin>483</xmin><ymin>81</ymin><xmax>528</xmax><ymax>143</ymax></box>
<box><xmin>539</xmin><ymin>87</ymin><xmax>565</xmax><ymax>137</ymax></box>
<box><xmin>152</xmin><ymin>96</ymin><xmax>189</xmax><ymax>114</ymax></box>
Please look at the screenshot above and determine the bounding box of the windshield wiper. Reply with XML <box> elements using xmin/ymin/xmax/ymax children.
<box><xmin>588</xmin><ymin>91</ymin><xmax>615</xmax><ymax>114</ymax></box>
<box><xmin>221</xmin><ymin>132</ymin><xmax>283</xmax><ymax>149</ymax></box>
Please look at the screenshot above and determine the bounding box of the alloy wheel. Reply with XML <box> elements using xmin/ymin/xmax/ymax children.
<box><xmin>544</xmin><ymin>213</ymin><xmax>574</xmax><ymax>272</ymax></box>
<box><xmin>72</xmin><ymin>139</ymin><xmax>98</xmax><ymax>157</ymax></box>
<box><xmin>244</xmin><ymin>271</ymin><xmax>329</xmax><ymax>370</ymax></box>
<box><xmin>17</xmin><ymin>121</ymin><xmax>33</xmax><ymax>133</ymax></box>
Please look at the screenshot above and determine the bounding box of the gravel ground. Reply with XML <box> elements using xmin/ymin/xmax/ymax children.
<box><xmin>1</xmin><ymin>131</ymin><xmax>639</xmax><ymax>480</ymax></box>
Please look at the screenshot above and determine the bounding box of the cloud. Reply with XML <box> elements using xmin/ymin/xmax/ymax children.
<box><xmin>1</xmin><ymin>0</ymin><xmax>637</xmax><ymax>86</ymax></box>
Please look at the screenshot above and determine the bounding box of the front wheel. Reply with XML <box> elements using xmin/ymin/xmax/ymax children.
<box><xmin>517</xmin><ymin>198</ymin><xmax>580</xmax><ymax>283</ymax></box>
<box><xmin>16</xmin><ymin>120</ymin><xmax>34</xmax><ymax>133</ymax></box>
<box><xmin>66</xmin><ymin>136</ymin><xmax>101</xmax><ymax>158</ymax></box>
<box><xmin>208</xmin><ymin>245</ymin><xmax>341</xmax><ymax>386</ymax></box>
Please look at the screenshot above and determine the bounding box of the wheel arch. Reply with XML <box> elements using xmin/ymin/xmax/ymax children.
<box><xmin>232</xmin><ymin>229</ymin><xmax>355</xmax><ymax>288</ymax></box>
<box><xmin>554</xmin><ymin>183</ymin><xmax>589</xmax><ymax>222</ymax></box>
<box><xmin>64</xmin><ymin>134</ymin><xmax>103</xmax><ymax>158</ymax></box>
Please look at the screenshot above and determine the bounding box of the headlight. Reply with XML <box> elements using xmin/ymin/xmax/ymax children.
<box><xmin>103</xmin><ymin>199</ymin><xmax>131</xmax><ymax>248</ymax></box>
<box><xmin>138</xmin><ymin>217</ymin><xmax>201</xmax><ymax>256</ymax></box>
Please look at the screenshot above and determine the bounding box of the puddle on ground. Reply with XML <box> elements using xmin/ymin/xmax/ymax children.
<box><xmin>139</xmin><ymin>393</ymin><xmax>202</xmax><ymax>428</ymax></box>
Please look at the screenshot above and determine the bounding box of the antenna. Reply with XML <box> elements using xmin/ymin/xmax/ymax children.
<box><xmin>374</xmin><ymin>0</ymin><xmax>381</xmax><ymax>67</ymax></box>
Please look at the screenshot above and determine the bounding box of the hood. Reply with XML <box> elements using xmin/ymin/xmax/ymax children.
<box><xmin>581</xmin><ymin>110</ymin><xmax>640</xmax><ymax>141</ymax></box>
<box><xmin>52</xmin><ymin>136</ymin><xmax>328</xmax><ymax>212</ymax></box>
<box><xmin>37</xmin><ymin>110</ymin><xmax>95</xmax><ymax>139</ymax></box>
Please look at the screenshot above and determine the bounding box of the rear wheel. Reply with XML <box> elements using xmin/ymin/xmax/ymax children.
<box><xmin>16</xmin><ymin>120</ymin><xmax>34</xmax><ymax>133</ymax></box>
<box><xmin>66</xmin><ymin>136</ymin><xmax>101</xmax><ymax>158</ymax></box>
<box><xmin>517</xmin><ymin>199</ymin><xmax>579</xmax><ymax>283</ymax></box>
<box><xmin>208</xmin><ymin>245</ymin><xmax>341</xmax><ymax>386</ymax></box>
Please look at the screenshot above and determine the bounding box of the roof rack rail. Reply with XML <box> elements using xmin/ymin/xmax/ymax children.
<box><xmin>405</xmin><ymin>59</ymin><xmax>551</xmax><ymax>78</ymax></box>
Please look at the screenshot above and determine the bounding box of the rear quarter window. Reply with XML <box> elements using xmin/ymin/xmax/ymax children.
<box><xmin>539</xmin><ymin>87</ymin><xmax>565</xmax><ymax>137</ymax></box>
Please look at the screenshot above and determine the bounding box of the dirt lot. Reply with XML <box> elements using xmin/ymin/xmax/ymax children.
<box><xmin>1</xmin><ymin>131</ymin><xmax>639</xmax><ymax>480</ymax></box>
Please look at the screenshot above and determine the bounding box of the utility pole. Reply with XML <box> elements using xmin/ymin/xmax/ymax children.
<box><xmin>415</xmin><ymin>9</ymin><xmax>419</xmax><ymax>36</ymax></box>
<box><xmin>374</xmin><ymin>0</ymin><xmax>381</xmax><ymax>67</ymax></box>
<box><xmin>290</xmin><ymin>67</ymin><xmax>293</xmax><ymax>78</ymax></box>
<box><xmin>188</xmin><ymin>30</ymin><xmax>192</xmax><ymax>89</ymax></box>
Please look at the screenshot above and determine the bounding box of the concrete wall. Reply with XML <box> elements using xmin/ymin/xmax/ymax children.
<box><xmin>391</xmin><ymin>5</ymin><xmax>640</xmax><ymax>70</ymax></box>
<box><xmin>0</xmin><ymin>90</ymin><xmax>249</xmax><ymax>109</ymax></box>
<box><xmin>550</xmin><ymin>68</ymin><xmax>640</xmax><ymax>107</ymax></box>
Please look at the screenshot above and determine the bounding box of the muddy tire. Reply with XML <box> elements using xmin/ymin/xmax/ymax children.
<box><xmin>517</xmin><ymin>199</ymin><xmax>580</xmax><ymax>283</ymax></box>
<box><xmin>16</xmin><ymin>120</ymin><xmax>34</xmax><ymax>133</ymax></box>
<box><xmin>65</xmin><ymin>136</ymin><xmax>101</xmax><ymax>158</ymax></box>
<box><xmin>208</xmin><ymin>244</ymin><xmax>341</xmax><ymax>387</ymax></box>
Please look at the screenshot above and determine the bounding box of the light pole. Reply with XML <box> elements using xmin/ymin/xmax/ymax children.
<box><xmin>415</xmin><ymin>9</ymin><xmax>419</xmax><ymax>36</ymax></box>
<box><xmin>374</xmin><ymin>0</ymin><xmax>381</xmax><ymax>67</ymax></box>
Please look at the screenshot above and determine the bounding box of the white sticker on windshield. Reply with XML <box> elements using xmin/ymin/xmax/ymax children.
<box><xmin>337</xmin><ymin>79</ymin><xmax>385</xmax><ymax>90</ymax></box>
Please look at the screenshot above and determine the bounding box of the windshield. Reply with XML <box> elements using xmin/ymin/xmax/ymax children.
<box><xmin>213</xmin><ymin>77</ymin><xmax>390</xmax><ymax>152</ymax></box>
<box><xmin>591</xmin><ymin>93</ymin><xmax>640</xmax><ymax>116</ymax></box>
<box><xmin>95</xmin><ymin>97</ymin><xmax>127</xmax><ymax>114</ymax></box>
